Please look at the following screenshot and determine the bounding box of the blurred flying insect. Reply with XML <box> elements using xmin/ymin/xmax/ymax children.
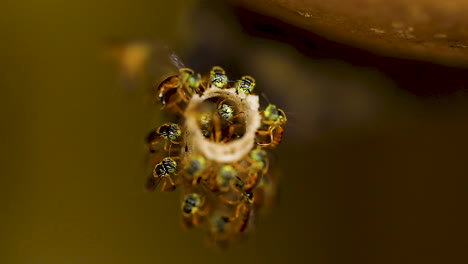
<box><xmin>256</xmin><ymin>104</ymin><xmax>287</xmax><ymax>148</ymax></box>
<box><xmin>235</xmin><ymin>76</ymin><xmax>255</xmax><ymax>94</ymax></box>
<box><xmin>157</xmin><ymin>68</ymin><xmax>203</xmax><ymax>115</ymax></box>
<box><xmin>210</xmin><ymin>66</ymin><xmax>228</xmax><ymax>88</ymax></box>
<box><xmin>146</xmin><ymin>157</ymin><xmax>179</xmax><ymax>192</ymax></box>
<box><xmin>179</xmin><ymin>68</ymin><xmax>203</xmax><ymax>94</ymax></box>
<box><xmin>147</xmin><ymin>123</ymin><xmax>182</xmax><ymax>153</ymax></box>
<box><xmin>181</xmin><ymin>193</ymin><xmax>208</xmax><ymax>228</ymax></box>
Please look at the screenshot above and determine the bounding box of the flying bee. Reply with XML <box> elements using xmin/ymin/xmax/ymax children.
<box><xmin>221</xmin><ymin>191</ymin><xmax>255</xmax><ymax>233</ymax></box>
<box><xmin>157</xmin><ymin>75</ymin><xmax>187</xmax><ymax>115</ymax></box>
<box><xmin>181</xmin><ymin>193</ymin><xmax>208</xmax><ymax>228</ymax></box>
<box><xmin>146</xmin><ymin>157</ymin><xmax>179</xmax><ymax>192</ymax></box>
<box><xmin>147</xmin><ymin>123</ymin><xmax>181</xmax><ymax>153</ymax></box>
<box><xmin>210</xmin><ymin>66</ymin><xmax>228</xmax><ymax>88</ymax></box>
<box><xmin>179</xmin><ymin>68</ymin><xmax>203</xmax><ymax>93</ymax></box>
<box><xmin>256</xmin><ymin>104</ymin><xmax>287</xmax><ymax>148</ymax></box>
<box><xmin>235</xmin><ymin>76</ymin><xmax>255</xmax><ymax>94</ymax></box>
<box><xmin>157</xmin><ymin>68</ymin><xmax>202</xmax><ymax>115</ymax></box>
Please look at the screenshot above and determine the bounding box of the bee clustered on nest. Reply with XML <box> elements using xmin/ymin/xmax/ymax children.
<box><xmin>145</xmin><ymin>66</ymin><xmax>287</xmax><ymax>246</ymax></box>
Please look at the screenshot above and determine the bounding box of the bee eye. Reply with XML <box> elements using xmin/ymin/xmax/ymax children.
<box><xmin>183</xmin><ymin>205</ymin><xmax>192</xmax><ymax>214</ymax></box>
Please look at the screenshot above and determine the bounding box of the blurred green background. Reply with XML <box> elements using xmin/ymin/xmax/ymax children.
<box><xmin>2</xmin><ymin>1</ymin><xmax>467</xmax><ymax>263</ymax></box>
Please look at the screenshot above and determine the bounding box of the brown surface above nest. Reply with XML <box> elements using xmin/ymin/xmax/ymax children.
<box><xmin>229</xmin><ymin>0</ymin><xmax>468</xmax><ymax>67</ymax></box>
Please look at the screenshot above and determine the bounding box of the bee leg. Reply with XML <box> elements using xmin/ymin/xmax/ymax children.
<box><xmin>212</xmin><ymin>114</ymin><xmax>223</xmax><ymax>143</ymax></box>
<box><xmin>192</xmin><ymin>214</ymin><xmax>199</xmax><ymax>227</ymax></box>
<box><xmin>167</xmin><ymin>175</ymin><xmax>176</xmax><ymax>185</ymax></box>
<box><xmin>278</xmin><ymin>109</ymin><xmax>288</xmax><ymax>123</ymax></box>
<box><xmin>223</xmin><ymin>203</ymin><xmax>242</xmax><ymax>223</ymax></box>
<box><xmin>160</xmin><ymin>179</ymin><xmax>168</xmax><ymax>192</ymax></box>
<box><xmin>244</xmin><ymin>172</ymin><xmax>261</xmax><ymax>193</ymax></box>
<box><xmin>170</xmin><ymin>140</ymin><xmax>180</xmax><ymax>145</ymax></box>
<box><xmin>160</xmin><ymin>178</ymin><xmax>176</xmax><ymax>192</ymax></box>
<box><xmin>226</xmin><ymin>123</ymin><xmax>244</xmax><ymax>142</ymax></box>
<box><xmin>177</xmin><ymin>87</ymin><xmax>191</xmax><ymax>103</ymax></box>
<box><xmin>165</xmin><ymin>99</ymin><xmax>185</xmax><ymax>116</ymax></box>
<box><xmin>231</xmin><ymin>111</ymin><xmax>245</xmax><ymax>120</ymax></box>
<box><xmin>197</xmin><ymin>207</ymin><xmax>210</xmax><ymax>216</ymax></box>
<box><xmin>149</xmin><ymin>138</ymin><xmax>165</xmax><ymax>152</ymax></box>
<box><xmin>255</xmin><ymin>130</ymin><xmax>272</xmax><ymax>146</ymax></box>
<box><xmin>219</xmin><ymin>195</ymin><xmax>239</xmax><ymax>206</ymax></box>
<box><xmin>269</xmin><ymin>125</ymin><xmax>284</xmax><ymax>147</ymax></box>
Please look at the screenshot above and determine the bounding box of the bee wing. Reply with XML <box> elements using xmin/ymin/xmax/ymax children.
<box><xmin>168</xmin><ymin>49</ymin><xmax>186</xmax><ymax>69</ymax></box>
<box><xmin>144</xmin><ymin>175</ymin><xmax>163</xmax><ymax>193</ymax></box>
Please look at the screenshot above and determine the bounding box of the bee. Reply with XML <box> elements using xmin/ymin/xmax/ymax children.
<box><xmin>183</xmin><ymin>155</ymin><xmax>209</xmax><ymax>184</ymax></box>
<box><xmin>235</xmin><ymin>76</ymin><xmax>255</xmax><ymax>94</ymax></box>
<box><xmin>195</xmin><ymin>102</ymin><xmax>216</xmax><ymax>138</ymax></box>
<box><xmin>207</xmin><ymin>213</ymin><xmax>234</xmax><ymax>247</ymax></box>
<box><xmin>217</xmin><ymin>103</ymin><xmax>234</xmax><ymax>122</ymax></box>
<box><xmin>181</xmin><ymin>193</ymin><xmax>208</xmax><ymax>227</ymax></box>
<box><xmin>147</xmin><ymin>123</ymin><xmax>181</xmax><ymax>153</ymax></box>
<box><xmin>262</xmin><ymin>104</ymin><xmax>287</xmax><ymax>126</ymax></box>
<box><xmin>213</xmin><ymin>165</ymin><xmax>237</xmax><ymax>192</ymax></box>
<box><xmin>210</xmin><ymin>66</ymin><xmax>228</xmax><ymax>88</ymax></box>
<box><xmin>248</xmin><ymin>148</ymin><xmax>269</xmax><ymax>174</ymax></box>
<box><xmin>222</xmin><ymin>191</ymin><xmax>255</xmax><ymax>233</ymax></box>
<box><xmin>146</xmin><ymin>157</ymin><xmax>178</xmax><ymax>192</ymax></box>
<box><xmin>239</xmin><ymin>148</ymin><xmax>270</xmax><ymax>193</ymax></box>
<box><xmin>179</xmin><ymin>68</ymin><xmax>203</xmax><ymax>93</ymax></box>
<box><xmin>256</xmin><ymin>104</ymin><xmax>287</xmax><ymax>148</ymax></box>
<box><xmin>157</xmin><ymin>68</ymin><xmax>202</xmax><ymax>115</ymax></box>
<box><xmin>198</xmin><ymin>100</ymin><xmax>240</xmax><ymax>142</ymax></box>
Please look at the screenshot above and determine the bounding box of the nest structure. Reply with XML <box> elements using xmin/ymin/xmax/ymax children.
<box><xmin>145</xmin><ymin>66</ymin><xmax>287</xmax><ymax>246</ymax></box>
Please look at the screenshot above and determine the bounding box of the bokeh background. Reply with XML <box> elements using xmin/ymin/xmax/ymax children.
<box><xmin>2</xmin><ymin>0</ymin><xmax>467</xmax><ymax>263</ymax></box>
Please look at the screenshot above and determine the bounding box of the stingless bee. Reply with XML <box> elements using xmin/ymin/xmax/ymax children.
<box><xmin>147</xmin><ymin>122</ymin><xmax>181</xmax><ymax>153</ymax></box>
<box><xmin>157</xmin><ymin>68</ymin><xmax>203</xmax><ymax>115</ymax></box>
<box><xmin>183</xmin><ymin>155</ymin><xmax>210</xmax><ymax>185</ymax></box>
<box><xmin>181</xmin><ymin>193</ymin><xmax>208</xmax><ymax>228</ymax></box>
<box><xmin>239</xmin><ymin>148</ymin><xmax>269</xmax><ymax>193</ymax></box>
<box><xmin>217</xmin><ymin>103</ymin><xmax>235</xmax><ymax>122</ymax></box>
<box><xmin>210</xmin><ymin>66</ymin><xmax>228</xmax><ymax>88</ymax></box>
<box><xmin>256</xmin><ymin>104</ymin><xmax>287</xmax><ymax>148</ymax></box>
<box><xmin>222</xmin><ymin>191</ymin><xmax>255</xmax><ymax>233</ymax></box>
<box><xmin>146</xmin><ymin>157</ymin><xmax>179</xmax><ymax>192</ymax></box>
<box><xmin>235</xmin><ymin>76</ymin><xmax>255</xmax><ymax>94</ymax></box>
<box><xmin>213</xmin><ymin>165</ymin><xmax>237</xmax><ymax>192</ymax></box>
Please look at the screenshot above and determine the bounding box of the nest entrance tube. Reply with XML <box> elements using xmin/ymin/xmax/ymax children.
<box><xmin>184</xmin><ymin>86</ymin><xmax>261</xmax><ymax>163</ymax></box>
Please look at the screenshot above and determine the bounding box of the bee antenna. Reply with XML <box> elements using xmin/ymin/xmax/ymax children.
<box><xmin>261</xmin><ymin>92</ymin><xmax>271</xmax><ymax>104</ymax></box>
